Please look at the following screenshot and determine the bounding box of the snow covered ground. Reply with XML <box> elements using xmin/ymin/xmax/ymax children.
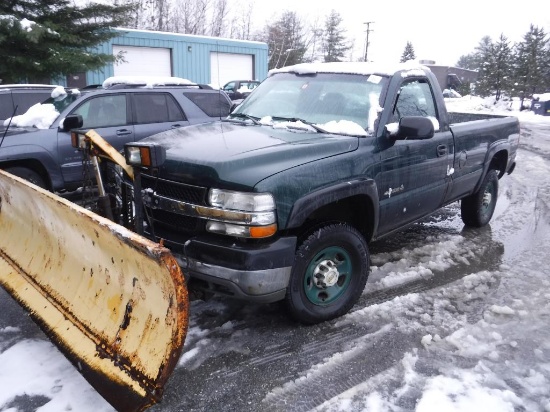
<box><xmin>1</xmin><ymin>96</ymin><xmax>550</xmax><ymax>412</ymax></box>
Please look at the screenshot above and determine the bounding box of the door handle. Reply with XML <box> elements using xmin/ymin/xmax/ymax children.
<box><xmin>116</xmin><ymin>129</ymin><xmax>132</xmax><ymax>136</ymax></box>
<box><xmin>171</xmin><ymin>124</ymin><xmax>182</xmax><ymax>129</ymax></box>
<box><xmin>437</xmin><ymin>145</ymin><xmax>447</xmax><ymax>157</ymax></box>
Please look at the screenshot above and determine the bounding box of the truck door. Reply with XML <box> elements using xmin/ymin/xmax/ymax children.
<box><xmin>376</xmin><ymin>78</ymin><xmax>454</xmax><ymax>234</ymax></box>
<box><xmin>57</xmin><ymin>93</ymin><xmax>134</xmax><ymax>185</ymax></box>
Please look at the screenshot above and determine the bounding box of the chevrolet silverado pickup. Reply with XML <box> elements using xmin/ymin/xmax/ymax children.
<box><xmin>122</xmin><ymin>62</ymin><xmax>520</xmax><ymax>324</ymax></box>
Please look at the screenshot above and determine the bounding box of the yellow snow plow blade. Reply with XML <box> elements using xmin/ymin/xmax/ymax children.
<box><xmin>0</xmin><ymin>170</ymin><xmax>188</xmax><ymax>411</ymax></box>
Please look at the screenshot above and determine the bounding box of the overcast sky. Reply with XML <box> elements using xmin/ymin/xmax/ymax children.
<box><xmin>255</xmin><ymin>0</ymin><xmax>550</xmax><ymax>66</ymax></box>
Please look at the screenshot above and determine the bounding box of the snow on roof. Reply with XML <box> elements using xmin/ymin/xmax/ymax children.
<box><xmin>0</xmin><ymin>84</ymin><xmax>61</xmax><ymax>89</ymax></box>
<box><xmin>533</xmin><ymin>93</ymin><xmax>550</xmax><ymax>102</ymax></box>
<box><xmin>268</xmin><ymin>60</ymin><xmax>431</xmax><ymax>78</ymax></box>
<box><xmin>116</xmin><ymin>27</ymin><xmax>268</xmax><ymax>46</ymax></box>
<box><xmin>102</xmin><ymin>76</ymin><xmax>194</xmax><ymax>89</ymax></box>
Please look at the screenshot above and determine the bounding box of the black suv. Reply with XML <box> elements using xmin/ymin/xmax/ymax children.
<box><xmin>0</xmin><ymin>78</ymin><xmax>232</xmax><ymax>191</ymax></box>
<box><xmin>0</xmin><ymin>84</ymin><xmax>64</xmax><ymax>123</ymax></box>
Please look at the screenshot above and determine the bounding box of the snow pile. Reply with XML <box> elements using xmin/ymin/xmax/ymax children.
<box><xmin>533</xmin><ymin>93</ymin><xmax>550</xmax><ymax>102</ymax></box>
<box><xmin>0</xmin><ymin>340</ymin><xmax>112</xmax><ymax>411</ymax></box>
<box><xmin>3</xmin><ymin>103</ymin><xmax>59</xmax><ymax>129</ymax></box>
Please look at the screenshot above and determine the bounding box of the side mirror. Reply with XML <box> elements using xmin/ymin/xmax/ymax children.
<box><xmin>392</xmin><ymin>116</ymin><xmax>435</xmax><ymax>140</ymax></box>
<box><xmin>61</xmin><ymin>114</ymin><xmax>83</xmax><ymax>132</ymax></box>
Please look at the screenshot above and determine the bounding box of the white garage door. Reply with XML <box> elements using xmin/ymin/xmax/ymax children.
<box><xmin>113</xmin><ymin>45</ymin><xmax>172</xmax><ymax>77</ymax></box>
<box><xmin>210</xmin><ymin>53</ymin><xmax>254</xmax><ymax>88</ymax></box>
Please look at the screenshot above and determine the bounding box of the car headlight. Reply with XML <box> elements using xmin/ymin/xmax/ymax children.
<box><xmin>208</xmin><ymin>189</ymin><xmax>274</xmax><ymax>212</ymax></box>
<box><xmin>206</xmin><ymin>189</ymin><xmax>277</xmax><ymax>238</ymax></box>
<box><xmin>124</xmin><ymin>143</ymin><xmax>166</xmax><ymax>168</ymax></box>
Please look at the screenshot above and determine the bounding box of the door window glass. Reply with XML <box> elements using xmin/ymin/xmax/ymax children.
<box><xmin>73</xmin><ymin>94</ymin><xmax>127</xmax><ymax>128</ymax></box>
<box><xmin>391</xmin><ymin>79</ymin><xmax>438</xmax><ymax>128</ymax></box>
<box><xmin>183</xmin><ymin>91</ymin><xmax>230</xmax><ymax>117</ymax></box>
<box><xmin>133</xmin><ymin>93</ymin><xmax>185</xmax><ymax>124</ymax></box>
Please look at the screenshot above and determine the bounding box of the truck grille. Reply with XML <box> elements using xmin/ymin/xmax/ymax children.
<box><xmin>141</xmin><ymin>174</ymin><xmax>208</xmax><ymax>237</ymax></box>
<box><xmin>146</xmin><ymin>208</ymin><xmax>205</xmax><ymax>233</ymax></box>
<box><xmin>141</xmin><ymin>174</ymin><xmax>207</xmax><ymax>205</ymax></box>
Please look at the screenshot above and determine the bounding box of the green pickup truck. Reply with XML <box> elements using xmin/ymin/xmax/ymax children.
<box><xmin>122</xmin><ymin>62</ymin><xmax>519</xmax><ymax>324</ymax></box>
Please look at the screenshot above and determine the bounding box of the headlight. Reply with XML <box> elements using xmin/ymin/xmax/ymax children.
<box><xmin>124</xmin><ymin>143</ymin><xmax>166</xmax><ymax>167</ymax></box>
<box><xmin>206</xmin><ymin>189</ymin><xmax>277</xmax><ymax>238</ymax></box>
<box><xmin>208</xmin><ymin>189</ymin><xmax>274</xmax><ymax>212</ymax></box>
<box><xmin>206</xmin><ymin>222</ymin><xmax>277</xmax><ymax>238</ymax></box>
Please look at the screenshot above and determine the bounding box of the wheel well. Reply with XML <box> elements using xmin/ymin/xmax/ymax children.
<box><xmin>292</xmin><ymin>195</ymin><xmax>374</xmax><ymax>244</ymax></box>
<box><xmin>489</xmin><ymin>149</ymin><xmax>508</xmax><ymax>178</ymax></box>
<box><xmin>1</xmin><ymin>160</ymin><xmax>51</xmax><ymax>190</ymax></box>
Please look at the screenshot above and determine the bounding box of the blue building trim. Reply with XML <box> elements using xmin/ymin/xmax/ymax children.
<box><xmin>87</xmin><ymin>28</ymin><xmax>268</xmax><ymax>86</ymax></box>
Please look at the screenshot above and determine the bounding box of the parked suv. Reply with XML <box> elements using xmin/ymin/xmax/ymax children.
<box><xmin>0</xmin><ymin>84</ymin><xmax>65</xmax><ymax>123</ymax></box>
<box><xmin>0</xmin><ymin>77</ymin><xmax>232</xmax><ymax>191</ymax></box>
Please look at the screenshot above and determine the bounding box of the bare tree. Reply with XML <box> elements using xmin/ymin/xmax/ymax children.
<box><xmin>210</xmin><ymin>0</ymin><xmax>228</xmax><ymax>37</ymax></box>
<box><xmin>228</xmin><ymin>0</ymin><xmax>255</xmax><ymax>40</ymax></box>
<box><xmin>302</xmin><ymin>18</ymin><xmax>324</xmax><ymax>63</ymax></box>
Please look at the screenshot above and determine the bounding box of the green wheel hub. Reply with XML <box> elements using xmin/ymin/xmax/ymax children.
<box><xmin>304</xmin><ymin>246</ymin><xmax>352</xmax><ymax>305</ymax></box>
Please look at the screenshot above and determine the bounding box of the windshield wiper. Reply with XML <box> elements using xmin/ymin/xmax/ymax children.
<box><xmin>227</xmin><ymin>112</ymin><xmax>261</xmax><ymax>125</ymax></box>
<box><xmin>271</xmin><ymin>116</ymin><xmax>329</xmax><ymax>133</ymax></box>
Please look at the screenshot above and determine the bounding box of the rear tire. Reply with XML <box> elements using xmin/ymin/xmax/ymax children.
<box><xmin>285</xmin><ymin>223</ymin><xmax>369</xmax><ymax>324</ymax></box>
<box><xmin>461</xmin><ymin>169</ymin><xmax>498</xmax><ymax>227</ymax></box>
<box><xmin>5</xmin><ymin>167</ymin><xmax>47</xmax><ymax>189</ymax></box>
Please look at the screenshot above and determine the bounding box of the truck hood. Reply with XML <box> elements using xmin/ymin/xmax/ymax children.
<box><xmin>141</xmin><ymin>121</ymin><xmax>360</xmax><ymax>189</ymax></box>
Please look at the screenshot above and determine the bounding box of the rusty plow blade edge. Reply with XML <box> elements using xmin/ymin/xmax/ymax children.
<box><xmin>0</xmin><ymin>170</ymin><xmax>189</xmax><ymax>411</ymax></box>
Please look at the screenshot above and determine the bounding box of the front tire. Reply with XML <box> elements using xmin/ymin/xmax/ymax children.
<box><xmin>285</xmin><ymin>223</ymin><xmax>369</xmax><ymax>324</ymax></box>
<box><xmin>461</xmin><ymin>169</ymin><xmax>499</xmax><ymax>227</ymax></box>
<box><xmin>4</xmin><ymin>166</ymin><xmax>47</xmax><ymax>189</ymax></box>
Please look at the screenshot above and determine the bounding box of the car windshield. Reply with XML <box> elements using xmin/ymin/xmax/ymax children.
<box><xmin>42</xmin><ymin>91</ymin><xmax>83</xmax><ymax>113</ymax></box>
<box><xmin>3</xmin><ymin>90</ymin><xmax>87</xmax><ymax>129</ymax></box>
<box><xmin>232</xmin><ymin>72</ymin><xmax>387</xmax><ymax>135</ymax></box>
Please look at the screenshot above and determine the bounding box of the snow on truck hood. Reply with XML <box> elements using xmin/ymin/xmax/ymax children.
<box><xmin>141</xmin><ymin>121</ymin><xmax>360</xmax><ymax>188</ymax></box>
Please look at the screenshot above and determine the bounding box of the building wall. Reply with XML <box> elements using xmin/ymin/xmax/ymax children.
<box><xmin>425</xmin><ymin>65</ymin><xmax>478</xmax><ymax>92</ymax></box>
<box><xmin>86</xmin><ymin>29</ymin><xmax>269</xmax><ymax>87</ymax></box>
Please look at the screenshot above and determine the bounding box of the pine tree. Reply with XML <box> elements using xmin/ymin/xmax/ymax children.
<box><xmin>456</xmin><ymin>53</ymin><xmax>479</xmax><ymax>70</ymax></box>
<box><xmin>472</xmin><ymin>36</ymin><xmax>495</xmax><ymax>97</ymax></box>
<box><xmin>0</xmin><ymin>0</ymin><xmax>133</xmax><ymax>83</ymax></box>
<box><xmin>513</xmin><ymin>24</ymin><xmax>550</xmax><ymax>106</ymax></box>
<box><xmin>491</xmin><ymin>34</ymin><xmax>513</xmax><ymax>101</ymax></box>
<box><xmin>475</xmin><ymin>34</ymin><xmax>514</xmax><ymax>101</ymax></box>
<box><xmin>322</xmin><ymin>10</ymin><xmax>350</xmax><ymax>63</ymax></box>
<box><xmin>400</xmin><ymin>41</ymin><xmax>416</xmax><ymax>62</ymax></box>
<box><xmin>263</xmin><ymin>11</ymin><xmax>307</xmax><ymax>70</ymax></box>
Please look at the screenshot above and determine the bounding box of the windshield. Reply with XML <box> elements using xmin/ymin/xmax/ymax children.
<box><xmin>1</xmin><ymin>90</ymin><xmax>85</xmax><ymax>129</ymax></box>
<box><xmin>233</xmin><ymin>72</ymin><xmax>387</xmax><ymax>135</ymax></box>
<box><xmin>42</xmin><ymin>91</ymin><xmax>82</xmax><ymax>114</ymax></box>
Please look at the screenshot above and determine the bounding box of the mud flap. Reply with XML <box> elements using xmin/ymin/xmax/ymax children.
<box><xmin>0</xmin><ymin>170</ymin><xmax>189</xmax><ymax>411</ymax></box>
